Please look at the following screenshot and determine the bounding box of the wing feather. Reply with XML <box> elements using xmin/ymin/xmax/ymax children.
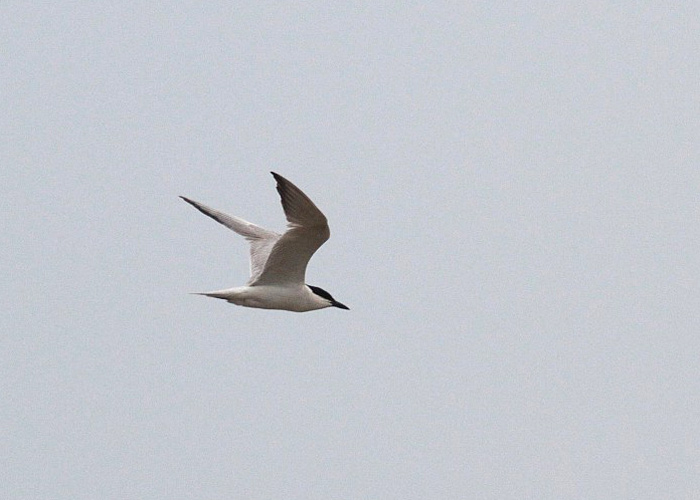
<box><xmin>249</xmin><ymin>173</ymin><xmax>330</xmax><ymax>285</ymax></box>
<box><xmin>180</xmin><ymin>196</ymin><xmax>280</xmax><ymax>282</ymax></box>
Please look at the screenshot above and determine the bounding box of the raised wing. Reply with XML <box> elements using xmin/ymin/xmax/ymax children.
<box><xmin>180</xmin><ymin>196</ymin><xmax>280</xmax><ymax>282</ymax></box>
<box><xmin>249</xmin><ymin>173</ymin><xmax>330</xmax><ymax>286</ymax></box>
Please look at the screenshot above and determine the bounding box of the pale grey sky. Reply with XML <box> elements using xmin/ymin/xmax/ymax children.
<box><xmin>2</xmin><ymin>2</ymin><xmax>699</xmax><ymax>499</ymax></box>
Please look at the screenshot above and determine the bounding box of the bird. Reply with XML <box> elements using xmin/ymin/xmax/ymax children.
<box><xmin>180</xmin><ymin>172</ymin><xmax>349</xmax><ymax>312</ymax></box>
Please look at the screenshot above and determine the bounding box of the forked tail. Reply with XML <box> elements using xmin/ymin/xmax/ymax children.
<box><xmin>190</xmin><ymin>290</ymin><xmax>233</xmax><ymax>301</ymax></box>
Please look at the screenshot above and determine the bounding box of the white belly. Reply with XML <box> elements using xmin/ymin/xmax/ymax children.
<box><xmin>206</xmin><ymin>285</ymin><xmax>326</xmax><ymax>312</ymax></box>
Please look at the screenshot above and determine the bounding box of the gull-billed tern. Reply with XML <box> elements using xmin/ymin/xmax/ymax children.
<box><xmin>181</xmin><ymin>172</ymin><xmax>349</xmax><ymax>312</ymax></box>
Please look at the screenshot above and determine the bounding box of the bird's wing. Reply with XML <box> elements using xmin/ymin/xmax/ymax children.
<box><xmin>180</xmin><ymin>196</ymin><xmax>281</xmax><ymax>282</ymax></box>
<box><xmin>249</xmin><ymin>172</ymin><xmax>330</xmax><ymax>286</ymax></box>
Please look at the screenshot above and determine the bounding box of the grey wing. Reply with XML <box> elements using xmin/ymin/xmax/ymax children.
<box><xmin>249</xmin><ymin>173</ymin><xmax>330</xmax><ymax>286</ymax></box>
<box><xmin>246</xmin><ymin>237</ymin><xmax>280</xmax><ymax>284</ymax></box>
<box><xmin>180</xmin><ymin>196</ymin><xmax>281</xmax><ymax>282</ymax></box>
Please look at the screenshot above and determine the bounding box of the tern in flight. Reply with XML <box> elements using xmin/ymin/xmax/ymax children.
<box><xmin>181</xmin><ymin>172</ymin><xmax>349</xmax><ymax>312</ymax></box>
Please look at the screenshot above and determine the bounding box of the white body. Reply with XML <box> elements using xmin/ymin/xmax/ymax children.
<box><xmin>181</xmin><ymin>172</ymin><xmax>348</xmax><ymax>312</ymax></box>
<box><xmin>199</xmin><ymin>285</ymin><xmax>333</xmax><ymax>312</ymax></box>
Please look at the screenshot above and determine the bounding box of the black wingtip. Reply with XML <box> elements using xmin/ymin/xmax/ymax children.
<box><xmin>271</xmin><ymin>172</ymin><xmax>290</xmax><ymax>205</ymax></box>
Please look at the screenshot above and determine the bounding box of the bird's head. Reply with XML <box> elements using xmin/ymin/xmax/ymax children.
<box><xmin>307</xmin><ymin>285</ymin><xmax>349</xmax><ymax>310</ymax></box>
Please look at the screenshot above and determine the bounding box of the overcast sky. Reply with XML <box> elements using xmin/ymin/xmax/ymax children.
<box><xmin>2</xmin><ymin>2</ymin><xmax>699</xmax><ymax>499</ymax></box>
